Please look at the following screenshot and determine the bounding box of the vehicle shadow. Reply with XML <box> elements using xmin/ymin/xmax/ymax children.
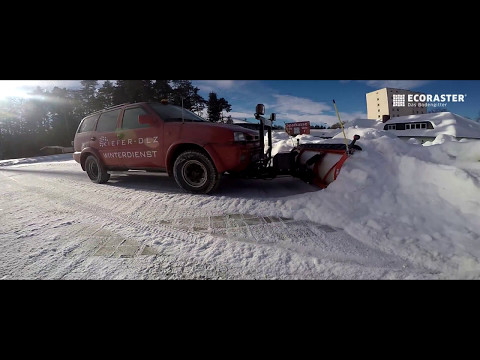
<box><xmin>1</xmin><ymin>167</ymin><xmax>319</xmax><ymax>199</ymax></box>
<box><xmin>107</xmin><ymin>172</ymin><xmax>180</xmax><ymax>193</ymax></box>
<box><xmin>107</xmin><ymin>172</ymin><xmax>319</xmax><ymax>199</ymax></box>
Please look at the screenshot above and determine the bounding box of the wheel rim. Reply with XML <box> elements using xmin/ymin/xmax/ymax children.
<box><xmin>88</xmin><ymin>160</ymin><xmax>99</xmax><ymax>179</ymax></box>
<box><xmin>182</xmin><ymin>160</ymin><xmax>207</xmax><ymax>188</ymax></box>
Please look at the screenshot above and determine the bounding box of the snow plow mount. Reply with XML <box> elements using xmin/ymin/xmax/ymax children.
<box><xmin>248</xmin><ymin>104</ymin><xmax>362</xmax><ymax>188</ymax></box>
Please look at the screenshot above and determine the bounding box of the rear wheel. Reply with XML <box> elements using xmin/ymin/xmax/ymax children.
<box><xmin>173</xmin><ymin>151</ymin><xmax>219</xmax><ymax>194</ymax></box>
<box><xmin>85</xmin><ymin>155</ymin><xmax>110</xmax><ymax>184</ymax></box>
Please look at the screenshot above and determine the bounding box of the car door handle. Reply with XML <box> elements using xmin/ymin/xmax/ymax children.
<box><xmin>91</xmin><ymin>137</ymin><xmax>96</xmax><ymax>141</ymax></box>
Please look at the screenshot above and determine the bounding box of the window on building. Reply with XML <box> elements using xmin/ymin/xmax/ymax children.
<box><xmin>421</xmin><ymin>123</ymin><xmax>426</xmax><ymax>129</ymax></box>
<box><xmin>378</xmin><ymin>109</ymin><xmax>380</xmax><ymax>112</ymax></box>
<box><xmin>377</xmin><ymin>103</ymin><xmax>380</xmax><ymax>106</ymax></box>
<box><xmin>416</xmin><ymin>124</ymin><xmax>421</xmax><ymax>129</ymax></box>
<box><xmin>406</xmin><ymin>124</ymin><xmax>410</xmax><ymax>130</ymax></box>
<box><xmin>387</xmin><ymin>124</ymin><xmax>396</xmax><ymax>130</ymax></box>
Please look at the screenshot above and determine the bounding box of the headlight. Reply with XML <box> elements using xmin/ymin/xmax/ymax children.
<box><xmin>233</xmin><ymin>132</ymin><xmax>246</xmax><ymax>142</ymax></box>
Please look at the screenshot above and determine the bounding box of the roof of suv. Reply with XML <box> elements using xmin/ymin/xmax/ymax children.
<box><xmin>88</xmin><ymin>103</ymin><xmax>133</xmax><ymax>116</ymax></box>
<box><xmin>86</xmin><ymin>101</ymin><xmax>179</xmax><ymax>117</ymax></box>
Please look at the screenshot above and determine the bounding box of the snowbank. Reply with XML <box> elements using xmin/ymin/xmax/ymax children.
<box><xmin>385</xmin><ymin>112</ymin><xmax>480</xmax><ymax>139</ymax></box>
<box><xmin>0</xmin><ymin>154</ymin><xmax>73</xmax><ymax>167</ymax></box>
<box><xmin>265</xmin><ymin>125</ymin><xmax>480</xmax><ymax>278</ymax></box>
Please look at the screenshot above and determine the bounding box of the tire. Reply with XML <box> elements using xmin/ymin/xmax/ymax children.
<box><xmin>173</xmin><ymin>150</ymin><xmax>219</xmax><ymax>194</ymax></box>
<box><xmin>85</xmin><ymin>155</ymin><xmax>110</xmax><ymax>184</ymax></box>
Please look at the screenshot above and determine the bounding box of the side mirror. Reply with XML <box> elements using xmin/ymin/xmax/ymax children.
<box><xmin>139</xmin><ymin>114</ymin><xmax>156</xmax><ymax>125</ymax></box>
<box><xmin>256</xmin><ymin>104</ymin><xmax>265</xmax><ymax>116</ymax></box>
<box><xmin>270</xmin><ymin>113</ymin><xmax>276</xmax><ymax>122</ymax></box>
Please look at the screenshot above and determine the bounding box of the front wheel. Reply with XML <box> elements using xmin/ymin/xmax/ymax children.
<box><xmin>173</xmin><ymin>151</ymin><xmax>219</xmax><ymax>194</ymax></box>
<box><xmin>85</xmin><ymin>155</ymin><xmax>110</xmax><ymax>184</ymax></box>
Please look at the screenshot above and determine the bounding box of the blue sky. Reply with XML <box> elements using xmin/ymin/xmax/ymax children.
<box><xmin>192</xmin><ymin>80</ymin><xmax>480</xmax><ymax>126</ymax></box>
<box><xmin>1</xmin><ymin>80</ymin><xmax>478</xmax><ymax>126</ymax></box>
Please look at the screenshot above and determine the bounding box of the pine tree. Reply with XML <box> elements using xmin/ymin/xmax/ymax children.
<box><xmin>152</xmin><ymin>80</ymin><xmax>172</xmax><ymax>101</ymax></box>
<box><xmin>79</xmin><ymin>80</ymin><xmax>99</xmax><ymax>115</ymax></box>
<box><xmin>97</xmin><ymin>80</ymin><xmax>115</xmax><ymax>109</ymax></box>
<box><xmin>171</xmin><ymin>80</ymin><xmax>206</xmax><ymax>114</ymax></box>
<box><xmin>206</xmin><ymin>92</ymin><xmax>232</xmax><ymax>122</ymax></box>
<box><xmin>48</xmin><ymin>87</ymin><xmax>77</xmax><ymax>146</ymax></box>
<box><xmin>113</xmin><ymin>80</ymin><xmax>155</xmax><ymax>104</ymax></box>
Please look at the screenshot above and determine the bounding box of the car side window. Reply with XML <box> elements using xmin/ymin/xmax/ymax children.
<box><xmin>122</xmin><ymin>107</ymin><xmax>150</xmax><ymax>130</ymax></box>
<box><xmin>78</xmin><ymin>115</ymin><xmax>98</xmax><ymax>133</ymax></box>
<box><xmin>96</xmin><ymin>110</ymin><xmax>121</xmax><ymax>132</ymax></box>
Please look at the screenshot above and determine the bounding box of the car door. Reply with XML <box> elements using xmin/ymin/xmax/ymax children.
<box><xmin>92</xmin><ymin>109</ymin><xmax>123</xmax><ymax>168</ymax></box>
<box><xmin>118</xmin><ymin>106</ymin><xmax>163</xmax><ymax>169</ymax></box>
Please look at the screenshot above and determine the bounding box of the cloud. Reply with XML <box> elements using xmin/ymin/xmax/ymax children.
<box><xmin>0</xmin><ymin>80</ymin><xmax>87</xmax><ymax>99</ymax></box>
<box><xmin>272</xmin><ymin>94</ymin><xmax>332</xmax><ymax>114</ymax></box>
<box><xmin>228</xmin><ymin>111</ymin><xmax>255</xmax><ymax>120</ymax></box>
<box><xmin>194</xmin><ymin>80</ymin><xmax>251</xmax><ymax>93</ymax></box>
<box><xmin>269</xmin><ymin>94</ymin><xmax>364</xmax><ymax>126</ymax></box>
<box><xmin>363</xmin><ymin>80</ymin><xmax>431</xmax><ymax>89</ymax></box>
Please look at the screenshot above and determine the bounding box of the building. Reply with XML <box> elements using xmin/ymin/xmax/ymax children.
<box><xmin>366</xmin><ymin>88</ymin><xmax>427</xmax><ymax>122</ymax></box>
<box><xmin>382</xmin><ymin>112</ymin><xmax>480</xmax><ymax>143</ymax></box>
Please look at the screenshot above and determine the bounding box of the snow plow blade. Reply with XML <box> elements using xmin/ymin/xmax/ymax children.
<box><xmin>295</xmin><ymin>136</ymin><xmax>362</xmax><ymax>188</ymax></box>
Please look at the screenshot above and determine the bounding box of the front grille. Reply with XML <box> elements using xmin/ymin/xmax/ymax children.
<box><xmin>245</xmin><ymin>134</ymin><xmax>260</xmax><ymax>141</ymax></box>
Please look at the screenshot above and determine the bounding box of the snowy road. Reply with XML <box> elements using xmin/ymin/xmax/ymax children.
<box><xmin>0</xmin><ymin>155</ymin><xmax>431</xmax><ymax>279</ymax></box>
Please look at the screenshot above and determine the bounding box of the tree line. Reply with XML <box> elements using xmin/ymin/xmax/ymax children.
<box><xmin>0</xmin><ymin>80</ymin><xmax>232</xmax><ymax>160</ymax></box>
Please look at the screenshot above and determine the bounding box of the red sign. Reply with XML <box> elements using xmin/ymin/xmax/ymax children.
<box><xmin>285</xmin><ymin>121</ymin><xmax>311</xmax><ymax>136</ymax></box>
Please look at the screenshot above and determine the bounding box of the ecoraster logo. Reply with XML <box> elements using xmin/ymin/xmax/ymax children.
<box><xmin>401</xmin><ymin>93</ymin><xmax>467</xmax><ymax>109</ymax></box>
<box><xmin>393</xmin><ymin>94</ymin><xmax>405</xmax><ymax>107</ymax></box>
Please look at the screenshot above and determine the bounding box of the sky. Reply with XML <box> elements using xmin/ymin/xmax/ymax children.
<box><xmin>1</xmin><ymin>80</ymin><xmax>479</xmax><ymax>126</ymax></box>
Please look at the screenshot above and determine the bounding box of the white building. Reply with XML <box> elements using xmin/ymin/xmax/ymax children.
<box><xmin>366</xmin><ymin>87</ymin><xmax>427</xmax><ymax>122</ymax></box>
<box><xmin>382</xmin><ymin>112</ymin><xmax>480</xmax><ymax>143</ymax></box>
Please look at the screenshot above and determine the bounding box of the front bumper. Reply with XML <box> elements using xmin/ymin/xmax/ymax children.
<box><xmin>205</xmin><ymin>142</ymin><xmax>262</xmax><ymax>173</ymax></box>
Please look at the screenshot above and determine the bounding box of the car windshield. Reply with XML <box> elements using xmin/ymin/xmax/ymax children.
<box><xmin>150</xmin><ymin>103</ymin><xmax>206</xmax><ymax>122</ymax></box>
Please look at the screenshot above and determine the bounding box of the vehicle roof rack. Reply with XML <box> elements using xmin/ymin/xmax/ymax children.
<box><xmin>89</xmin><ymin>103</ymin><xmax>131</xmax><ymax>116</ymax></box>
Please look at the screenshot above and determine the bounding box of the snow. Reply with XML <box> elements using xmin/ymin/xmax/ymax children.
<box><xmin>268</xmin><ymin>125</ymin><xmax>480</xmax><ymax>277</ymax></box>
<box><xmin>0</xmin><ymin>154</ymin><xmax>73</xmax><ymax>167</ymax></box>
<box><xmin>1</xmin><ymin>124</ymin><xmax>480</xmax><ymax>279</ymax></box>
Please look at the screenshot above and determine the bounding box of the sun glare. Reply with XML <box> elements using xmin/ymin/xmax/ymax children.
<box><xmin>0</xmin><ymin>81</ymin><xmax>39</xmax><ymax>100</ymax></box>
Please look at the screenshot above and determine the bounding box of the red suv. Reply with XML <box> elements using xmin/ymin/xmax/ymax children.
<box><xmin>73</xmin><ymin>102</ymin><xmax>261</xmax><ymax>194</ymax></box>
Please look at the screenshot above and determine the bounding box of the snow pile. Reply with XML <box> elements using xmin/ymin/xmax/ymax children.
<box><xmin>0</xmin><ymin>154</ymin><xmax>73</xmax><ymax>167</ymax></box>
<box><xmin>386</xmin><ymin>112</ymin><xmax>480</xmax><ymax>139</ymax></box>
<box><xmin>266</xmin><ymin>126</ymin><xmax>480</xmax><ymax>278</ymax></box>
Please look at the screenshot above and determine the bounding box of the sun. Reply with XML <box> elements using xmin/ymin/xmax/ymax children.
<box><xmin>0</xmin><ymin>80</ymin><xmax>42</xmax><ymax>100</ymax></box>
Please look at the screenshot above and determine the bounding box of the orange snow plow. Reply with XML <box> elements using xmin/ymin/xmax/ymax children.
<box><xmin>241</xmin><ymin>102</ymin><xmax>362</xmax><ymax>189</ymax></box>
<box><xmin>294</xmin><ymin>138</ymin><xmax>361</xmax><ymax>188</ymax></box>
